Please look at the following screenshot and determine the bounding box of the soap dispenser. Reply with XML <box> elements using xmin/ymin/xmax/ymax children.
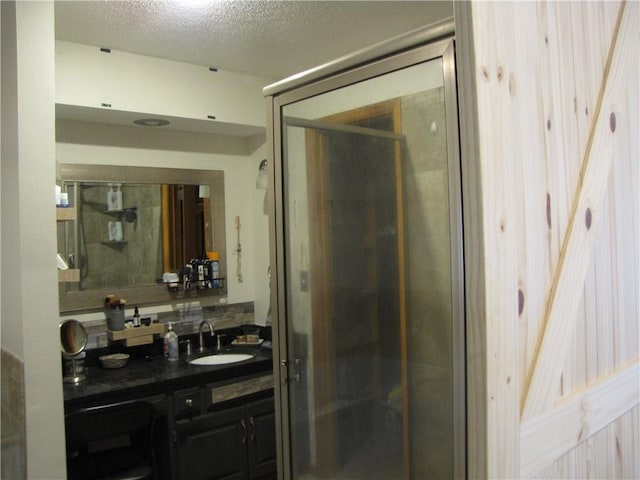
<box><xmin>163</xmin><ymin>323</ymin><xmax>179</xmax><ymax>362</ymax></box>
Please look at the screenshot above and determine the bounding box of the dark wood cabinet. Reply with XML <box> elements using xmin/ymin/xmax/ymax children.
<box><xmin>64</xmin><ymin>368</ymin><xmax>275</xmax><ymax>480</ymax></box>
<box><xmin>174</xmin><ymin>393</ymin><xmax>276</xmax><ymax>480</ymax></box>
<box><xmin>175</xmin><ymin>405</ymin><xmax>247</xmax><ymax>480</ymax></box>
<box><xmin>245</xmin><ymin>397</ymin><xmax>277</xmax><ymax>479</ymax></box>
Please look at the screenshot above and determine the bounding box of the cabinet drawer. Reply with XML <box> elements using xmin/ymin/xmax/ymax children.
<box><xmin>205</xmin><ymin>374</ymin><xmax>274</xmax><ymax>409</ymax></box>
<box><xmin>173</xmin><ymin>387</ymin><xmax>203</xmax><ymax>418</ymax></box>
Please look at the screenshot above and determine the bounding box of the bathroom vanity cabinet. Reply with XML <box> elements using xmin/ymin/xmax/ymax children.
<box><xmin>174</xmin><ymin>392</ymin><xmax>276</xmax><ymax>480</ymax></box>
<box><xmin>172</xmin><ymin>373</ymin><xmax>276</xmax><ymax>480</ymax></box>
<box><xmin>63</xmin><ymin>346</ymin><xmax>275</xmax><ymax>480</ymax></box>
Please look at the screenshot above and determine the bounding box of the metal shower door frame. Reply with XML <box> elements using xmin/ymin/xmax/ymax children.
<box><xmin>264</xmin><ymin>18</ymin><xmax>465</xmax><ymax>479</ymax></box>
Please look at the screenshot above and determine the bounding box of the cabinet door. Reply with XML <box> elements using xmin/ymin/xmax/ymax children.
<box><xmin>175</xmin><ymin>406</ymin><xmax>246</xmax><ymax>480</ymax></box>
<box><xmin>246</xmin><ymin>397</ymin><xmax>277</xmax><ymax>480</ymax></box>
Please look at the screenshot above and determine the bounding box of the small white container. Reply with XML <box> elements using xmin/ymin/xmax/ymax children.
<box><xmin>107</xmin><ymin>185</ymin><xmax>123</xmax><ymax>211</ymax></box>
<box><xmin>59</xmin><ymin>192</ymin><xmax>69</xmax><ymax>207</ymax></box>
<box><xmin>108</xmin><ymin>221</ymin><xmax>124</xmax><ymax>242</ymax></box>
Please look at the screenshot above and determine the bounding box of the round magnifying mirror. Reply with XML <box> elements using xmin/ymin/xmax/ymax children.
<box><xmin>60</xmin><ymin>319</ymin><xmax>88</xmax><ymax>357</ymax></box>
<box><xmin>60</xmin><ymin>320</ymin><xmax>88</xmax><ymax>384</ymax></box>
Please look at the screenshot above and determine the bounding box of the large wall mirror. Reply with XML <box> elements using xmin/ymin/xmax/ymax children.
<box><xmin>58</xmin><ymin>164</ymin><xmax>226</xmax><ymax>313</ymax></box>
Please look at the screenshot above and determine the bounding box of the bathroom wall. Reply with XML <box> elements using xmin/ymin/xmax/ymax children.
<box><xmin>1</xmin><ymin>2</ymin><xmax>67</xmax><ymax>477</ymax></box>
<box><xmin>56</xmin><ymin>119</ymin><xmax>270</xmax><ymax>325</ymax></box>
<box><xmin>250</xmin><ymin>147</ymin><xmax>272</xmax><ymax>326</ymax></box>
<box><xmin>55</xmin><ymin>36</ymin><xmax>274</xmax><ymax>327</ymax></box>
<box><xmin>1</xmin><ymin>4</ymin><xmax>27</xmax><ymax>476</ymax></box>
<box><xmin>56</xmin><ymin>40</ymin><xmax>270</xmax><ymax>132</ymax></box>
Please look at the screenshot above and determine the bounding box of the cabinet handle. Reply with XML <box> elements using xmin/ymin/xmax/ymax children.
<box><xmin>249</xmin><ymin>416</ymin><xmax>255</xmax><ymax>442</ymax></box>
<box><xmin>240</xmin><ymin>419</ymin><xmax>247</xmax><ymax>444</ymax></box>
<box><xmin>185</xmin><ymin>398</ymin><xmax>193</xmax><ymax>408</ymax></box>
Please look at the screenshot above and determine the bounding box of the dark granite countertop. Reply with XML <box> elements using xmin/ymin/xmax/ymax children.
<box><xmin>63</xmin><ymin>343</ymin><xmax>274</xmax><ymax>410</ymax></box>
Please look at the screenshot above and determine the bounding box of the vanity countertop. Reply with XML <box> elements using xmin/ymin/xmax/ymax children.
<box><xmin>63</xmin><ymin>344</ymin><xmax>273</xmax><ymax>410</ymax></box>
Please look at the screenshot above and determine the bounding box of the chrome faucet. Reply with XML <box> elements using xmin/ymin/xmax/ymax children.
<box><xmin>198</xmin><ymin>320</ymin><xmax>214</xmax><ymax>353</ymax></box>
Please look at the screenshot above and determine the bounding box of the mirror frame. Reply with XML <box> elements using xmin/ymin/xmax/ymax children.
<box><xmin>60</xmin><ymin>319</ymin><xmax>88</xmax><ymax>356</ymax></box>
<box><xmin>58</xmin><ymin>164</ymin><xmax>226</xmax><ymax>313</ymax></box>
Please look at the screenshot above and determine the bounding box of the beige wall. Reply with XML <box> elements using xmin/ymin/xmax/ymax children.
<box><xmin>56</xmin><ymin>40</ymin><xmax>271</xmax><ymax>131</ymax></box>
<box><xmin>250</xmin><ymin>145</ymin><xmax>272</xmax><ymax>326</ymax></box>
<box><xmin>1</xmin><ymin>1</ymin><xmax>67</xmax><ymax>478</ymax></box>
<box><xmin>54</xmin><ymin>36</ymin><xmax>273</xmax><ymax>326</ymax></box>
<box><xmin>456</xmin><ymin>1</ymin><xmax>639</xmax><ymax>478</ymax></box>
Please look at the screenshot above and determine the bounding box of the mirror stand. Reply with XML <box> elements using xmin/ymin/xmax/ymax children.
<box><xmin>63</xmin><ymin>354</ymin><xmax>86</xmax><ymax>384</ymax></box>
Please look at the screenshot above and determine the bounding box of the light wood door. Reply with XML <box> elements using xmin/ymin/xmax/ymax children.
<box><xmin>456</xmin><ymin>1</ymin><xmax>639</xmax><ymax>477</ymax></box>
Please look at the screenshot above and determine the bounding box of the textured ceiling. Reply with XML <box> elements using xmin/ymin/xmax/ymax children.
<box><xmin>54</xmin><ymin>0</ymin><xmax>453</xmax><ymax>81</ymax></box>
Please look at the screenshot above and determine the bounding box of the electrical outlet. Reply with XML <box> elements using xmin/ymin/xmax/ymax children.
<box><xmin>87</xmin><ymin>332</ymin><xmax>108</xmax><ymax>349</ymax></box>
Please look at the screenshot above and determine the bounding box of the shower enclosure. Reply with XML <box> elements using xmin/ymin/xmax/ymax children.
<box><xmin>265</xmin><ymin>22</ymin><xmax>464</xmax><ymax>479</ymax></box>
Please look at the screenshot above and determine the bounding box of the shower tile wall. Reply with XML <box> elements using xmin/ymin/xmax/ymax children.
<box><xmin>402</xmin><ymin>87</ymin><xmax>453</xmax><ymax>479</ymax></box>
<box><xmin>79</xmin><ymin>185</ymin><xmax>162</xmax><ymax>291</ymax></box>
<box><xmin>1</xmin><ymin>349</ymin><xmax>26</xmax><ymax>479</ymax></box>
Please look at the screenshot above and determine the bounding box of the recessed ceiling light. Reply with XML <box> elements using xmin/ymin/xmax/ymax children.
<box><xmin>133</xmin><ymin>118</ymin><xmax>170</xmax><ymax>127</ymax></box>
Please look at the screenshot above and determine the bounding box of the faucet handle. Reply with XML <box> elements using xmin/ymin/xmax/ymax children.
<box><xmin>216</xmin><ymin>334</ymin><xmax>227</xmax><ymax>351</ymax></box>
<box><xmin>180</xmin><ymin>339</ymin><xmax>192</xmax><ymax>355</ymax></box>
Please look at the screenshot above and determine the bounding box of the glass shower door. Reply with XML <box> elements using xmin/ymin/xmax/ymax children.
<box><xmin>285</xmin><ymin>118</ymin><xmax>404</xmax><ymax>479</ymax></box>
<box><xmin>276</xmin><ymin>40</ymin><xmax>464</xmax><ymax>480</ymax></box>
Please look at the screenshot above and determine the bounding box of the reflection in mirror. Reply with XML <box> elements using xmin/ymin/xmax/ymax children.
<box><xmin>71</xmin><ymin>182</ymin><xmax>162</xmax><ymax>290</ymax></box>
<box><xmin>67</xmin><ymin>182</ymin><xmax>211</xmax><ymax>290</ymax></box>
<box><xmin>60</xmin><ymin>319</ymin><xmax>88</xmax><ymax>384</ymax></box>
<box><xmin>58</xmin><ymin>165</ymin><xmax>226</xmax><ymax>313</ymax></box>
<box><xmin>162</xmin><ymin>184</ymin><xmax>213</xmax><ymax>274</ymax></box>
<box><xmin>60</xmin><ymin>319</ymin><xmax>88</xmax><ymax>356</ymax></box>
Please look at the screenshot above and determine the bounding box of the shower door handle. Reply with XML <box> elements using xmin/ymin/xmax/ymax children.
<box><xmin>292</xmin><ymin>358</ymin><xmax>302</xmax><ymax>383</ymax></box>
<box><xmin>282</xmin><ymin>358</ymin><xmax>302</xmax><ymax>383</ymax></box>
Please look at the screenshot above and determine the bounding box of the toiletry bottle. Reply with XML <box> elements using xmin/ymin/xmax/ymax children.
<box><xmin>209</xmin><ymin>252</ymin><xmax>220</xmax><ymax>287</ymax></box>
<box><xmin>133</xmin><ymin>306</ymin><xmax>141</xmax><ymax>327</ymax></box>
<box><xmin>164</xmin><ymin>323</ymin><xmax>179</xmax><ymax>362</ymax></box>
<box><xmin>163</xmin><ymin>323</ymin><xmax>172</xmax><ymax>358</ymax></box>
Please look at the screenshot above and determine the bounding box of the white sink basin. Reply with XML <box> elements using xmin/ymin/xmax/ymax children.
<box><xmin>189</xmin><ymin>353</ymin><xmax>253</xmax><ymax>366</ymax></box>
